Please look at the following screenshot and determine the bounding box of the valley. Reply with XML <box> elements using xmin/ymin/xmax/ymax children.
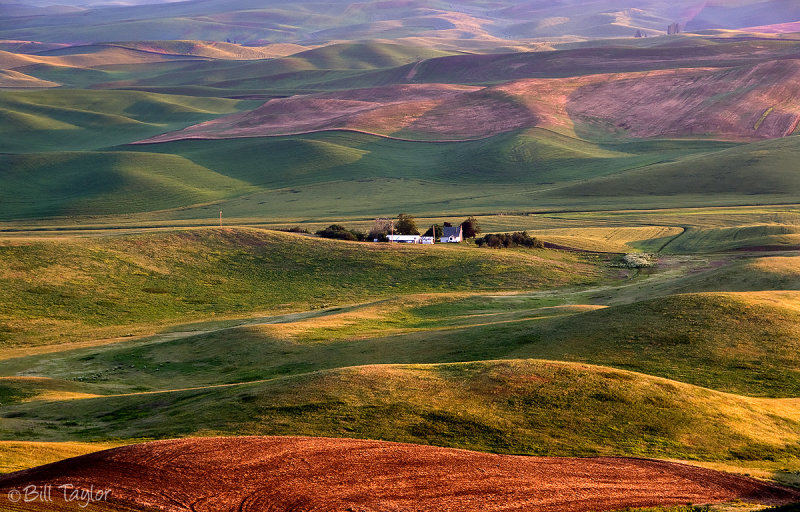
<box><xmin>2</xmin><ymin>0</ymin><xmax>800</xmax><ymax>509</ymax></box>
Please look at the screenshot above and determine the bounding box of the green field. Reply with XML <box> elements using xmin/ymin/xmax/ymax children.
<box><xmin>2</xmin><ymin>17</ymin><xmax>800</xmax><ymax>509</ymax></box>
<box><xmin>0</xmin><ymin>227</ymin><xmax>797</xmax><ymax>495</ymax></box>
<box><xmin>3</xmin><ymin>37</ymin><xmax>800</xmax><ymax>226</ymax></box>
<box><xmin>0</xmin><ymin>228</ymin><xmax>603</xmax><ymax>347</ymax></box>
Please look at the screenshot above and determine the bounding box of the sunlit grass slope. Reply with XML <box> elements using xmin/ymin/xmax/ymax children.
<box><xmin>4</xmin><ymin>288</ymin><xmax>798</xmax><ymax>397</ymax></box>
<box><xmin>1</xmin><ymin>360</ymin><xmax>797</xmax><ymax>465</ymax></box>
<box><xmin>0</xmin><ymin>441</ymin><xmax>121</xmax><ymax>474</ymax></box>
<box><xmin>505</xmin><ymin>292</ymin><xmax>800</xmax><ymax>397</ymax></box>
<box><xmin>0</xmin><ymin>228</ymin><xmax>602</xmax><ymax>348</ymax></box>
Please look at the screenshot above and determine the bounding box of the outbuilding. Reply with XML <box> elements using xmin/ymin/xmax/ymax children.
<box><xmin>387</xmin><ymin>235</ymin><xmax>422</xmax><ymax>243</ymax></box>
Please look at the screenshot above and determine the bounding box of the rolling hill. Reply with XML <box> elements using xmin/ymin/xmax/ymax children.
<box><xmin>0</xmin><ymin>228</ymin><xmax>601</xmax><ymax>347</ymax></box>
<box><xmin>1</xmin><ymin>359</ymin><xmax>799</xmax><ymax>464</ymax></box>
<box><xmin>0</xmin><ymin>89</ymin><xmax>258</xmax><ymax>153</ymax></box>
<box><xmin>3</xmin><ymin>0</ymin><xmax>800</xmax><ymax>505</ymax></box>
<box><xmin>551</xmin><ymin>135</ymin><xmax>800</xmax><ymax>199</ymax></box>
<box><xmin>9</xmin><ymin>285</ymin><xmax>798</xmax><ymax>397</ymax></box>
<box><xmin>3</xmin><ymin>0</ymin><xmax>800</xmax><ymax>45</ymax></box>
<box><xmin>136</xmin><ymin>57</ymin><xmax>800</xmax><ymax>143</ymax></box>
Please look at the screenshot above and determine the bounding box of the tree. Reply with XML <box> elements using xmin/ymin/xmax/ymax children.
<box><xmin>460</xmin><ymin>216</ymin><xmax>481</xmax><ymax>239</ymax></box>
<box><xmin>395</xmin><ymin>213</ymin><xmax>420</xmax><ymax>235</ymax></box>
<box><xmin>368</xmin><ymin>218</ymin><xmax>392</xmax><ymax>240</ymax></box>
<box><xmin>423</xmin><ymin>224</ymin><xmax>443</xmax><ymax>238</ymax></box>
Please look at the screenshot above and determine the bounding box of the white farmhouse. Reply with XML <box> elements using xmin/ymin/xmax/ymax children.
<box><xmin>440</xmin><ymin>225</ymin><xmax>463</xmax><ymax>243</ymax></box>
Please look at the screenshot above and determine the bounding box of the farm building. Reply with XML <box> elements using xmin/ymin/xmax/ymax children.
<box><xmin>440</xmin><ymin>226</ymin><xmax>463</xmax><ymax>243</ymax></box>
<box><xmin>387</xmin><ymin>235</ymin><xmax>422</xmax><ymax>243</ymax></box>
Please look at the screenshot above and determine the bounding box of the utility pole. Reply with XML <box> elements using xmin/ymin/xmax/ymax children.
<box><xmin>390</xmin><ymin>220</ymin><xmax>394</xmax><ymax>243</ymax></box>
<box><xmin>219</xmin><ymin>211</ymin><xmax>223</xmax><ymax>227</ymax></box>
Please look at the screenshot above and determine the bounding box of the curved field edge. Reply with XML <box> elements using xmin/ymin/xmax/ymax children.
<box><xmin>0</xmin><ymin>441</ymin><xmax>122</xmax><ymax>474</ymax></box>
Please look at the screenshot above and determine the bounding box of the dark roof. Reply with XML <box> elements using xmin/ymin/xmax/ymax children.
<box><xmin>442</xmin><ymin>226</ymin><xmax>462</xmax><ymax>238</ymax></box>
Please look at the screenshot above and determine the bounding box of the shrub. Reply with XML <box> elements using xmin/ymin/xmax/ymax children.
<box><xmin>621</xmin><ymin>253</ymin><xmax>657</xmax><ymax>268</ymax></box>
<box><xmin>475</xmin><ymin>231</ymin><xmax>544</xmax><ymax>249</ymax></box>
<box><xmin>316</xmin><ymin>224</ymin><xmax>364</xmax><ymax>241</ymax></box>
<box><xmin>282</xmin><ymin>226</ymin><xmax>310</xmax><ymax>234</ymax></box>
<box><xmin>368</xmin><ymin>218</ymin><xmax>393</xmax><ymax>240</ymax></box>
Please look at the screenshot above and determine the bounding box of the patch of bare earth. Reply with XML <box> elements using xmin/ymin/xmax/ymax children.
<box><xmin>133</xmin><ymin>83</ymin><xmax>539</xmax><ymax>143</ymax></box>
<box><xmin>567</xmin><ymin>59</ymin><xmax>800</xmax><ymax>139</ymax></box>
<box><xmin>0</xmin><ymin>437</ymin><xmax>798</xmax><ymax>511</ymax></box>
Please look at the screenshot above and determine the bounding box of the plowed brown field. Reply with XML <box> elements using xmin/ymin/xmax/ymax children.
<box><xmin>0</xmin><ymin>437</ymin><xmax>798</xmax><ymax>511</ymax></box>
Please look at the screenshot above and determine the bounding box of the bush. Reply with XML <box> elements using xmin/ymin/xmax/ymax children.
<box><xmin>282</xmin><ymin>226</ymin><xmax>310</xmax><ymax>234</ymax></box>
<box><xmin>621</xmin><ymin>253</ymin><xmax>657</xmax><ymax>268</ymax></box>
<box><xmin>316</xmin><ymin>224</ymin><xmax>364</xmax><ymax>241</ymax></box>
<box><xmin>475</xmin><ymin>231</ymin><xmax>544</xmax><ymax>249</ymax></box>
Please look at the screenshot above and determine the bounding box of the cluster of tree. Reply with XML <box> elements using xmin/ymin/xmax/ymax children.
<box><xmin>316</xmin><ymin>215</ymin><xmax>482</xmax><ymax>242</ymax></box>
<box><xmin>315</xmin><ymin>224</ymin><xmax>366</xmax><ymax>241</ymax></box>
<box><xmin>475</xmin><ymin>231</ymin><xmax>544</xmax><ymax>249</ymax></box>
<box><xmin>394</xmin><ymin>214</ymin><xmax>419</xmax><ymax>235</ymax></box>
<box><xmin>423</xmin><ymin>224</ymin><xmax>443</xmax><ymax>238</ymax></box>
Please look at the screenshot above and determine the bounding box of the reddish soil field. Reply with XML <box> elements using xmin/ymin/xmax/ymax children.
<box><xmin>135</xmin><ymin>58</ymin><xmax>800</xmax><ymax>145</ymax></box>
<box><xmin>567</xmin><ymin>59</ymin><xmax>800</xmax><ymax>140</ymax></box>
<box><xmin>0</xmin><ymin>436</ymin><xmax>798</xmax><ymax>512</ymax></box>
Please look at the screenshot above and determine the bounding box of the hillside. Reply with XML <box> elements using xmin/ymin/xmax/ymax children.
<box><xmin>0</xmin><ymin>69</ymin><xmax>57</xmax><ymax>88</ymax></box>
<box><xmin>2</xmin><ymin>0</ymin><xmax>800</xmax><ymax>44</ymax></box>
<box><xmin>0</xmin><ymin>228</ymin><xmax>601</xmax><ymax>347</ymax></box>
<box><xmin>0</xmin><ymin>436</ymin><xmax>797</xmax><ymax>512</ymax></box>
<box><xmin>10</xmin><ymin>286</ymin><xmax>798</xmax><ymax>397</ymax></box>
<box><xmin>1</xmin><ymin>359</ymin><xmax>799</xmax><ymax>463</ymax></box>
<box><xmin>0</xmin><ymin>89</ymin><xmax>257</xmax><ymax>153</ymax></box>
<box><xmin>551</xmin><ymin>136</ymin><xmax>800</xmax><ymax>199</ymax></box>
<box><xmin>138</xmin><ymin>58</ymin><xmax>800</xmax><ymax>143</ymax></box>
<box><xmin>3</xmin><ymin>0</ymin><xmax>800</xmax><ymax>505</ymax></box>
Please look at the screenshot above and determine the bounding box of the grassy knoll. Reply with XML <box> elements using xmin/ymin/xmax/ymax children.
<box><xmin>0</xmin><ymin>151</ymin><xmax>256</xmax><ymax>218</ymax></box>
<box><xmin>505</xmin><ymin>292</ymin><xmax>800</xmax><ymax>397</ymax></box>
<box><xmin>2</xmin><ymin>288</ymin><xmax>798</xmax><ymax>397</ymax></box>
<box><xmin>553</xmin><ymin>136</ymin><xmax>800</xmax><ymax>201</ymax></box>
<box><xmin>0</xmin><ymin>89</ymin><xmax>258</xmax><ymax>153</ymax></box>
<box><xmin>1</xmin><ymin>127</ymin><xmax>739</xmax><ymax>221</ymax></box>
<box><xmin>0</xmin><ymin>228</ymin><xmax>604</xmax><ymax>348</ymax></box>
<box><xmin>129</xmin><ymin>129</ymin><xmax>714</xmax><ymax>186</ymax></box>
<box><xmin>1</xmin><ymin>360</ymin><xmax>797</xmax><ymax>465</ymax></box>
<box><xmin>0</xmin><ymin>294</ymin><xmax>573</xmax><ymax>393</ymax></box>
